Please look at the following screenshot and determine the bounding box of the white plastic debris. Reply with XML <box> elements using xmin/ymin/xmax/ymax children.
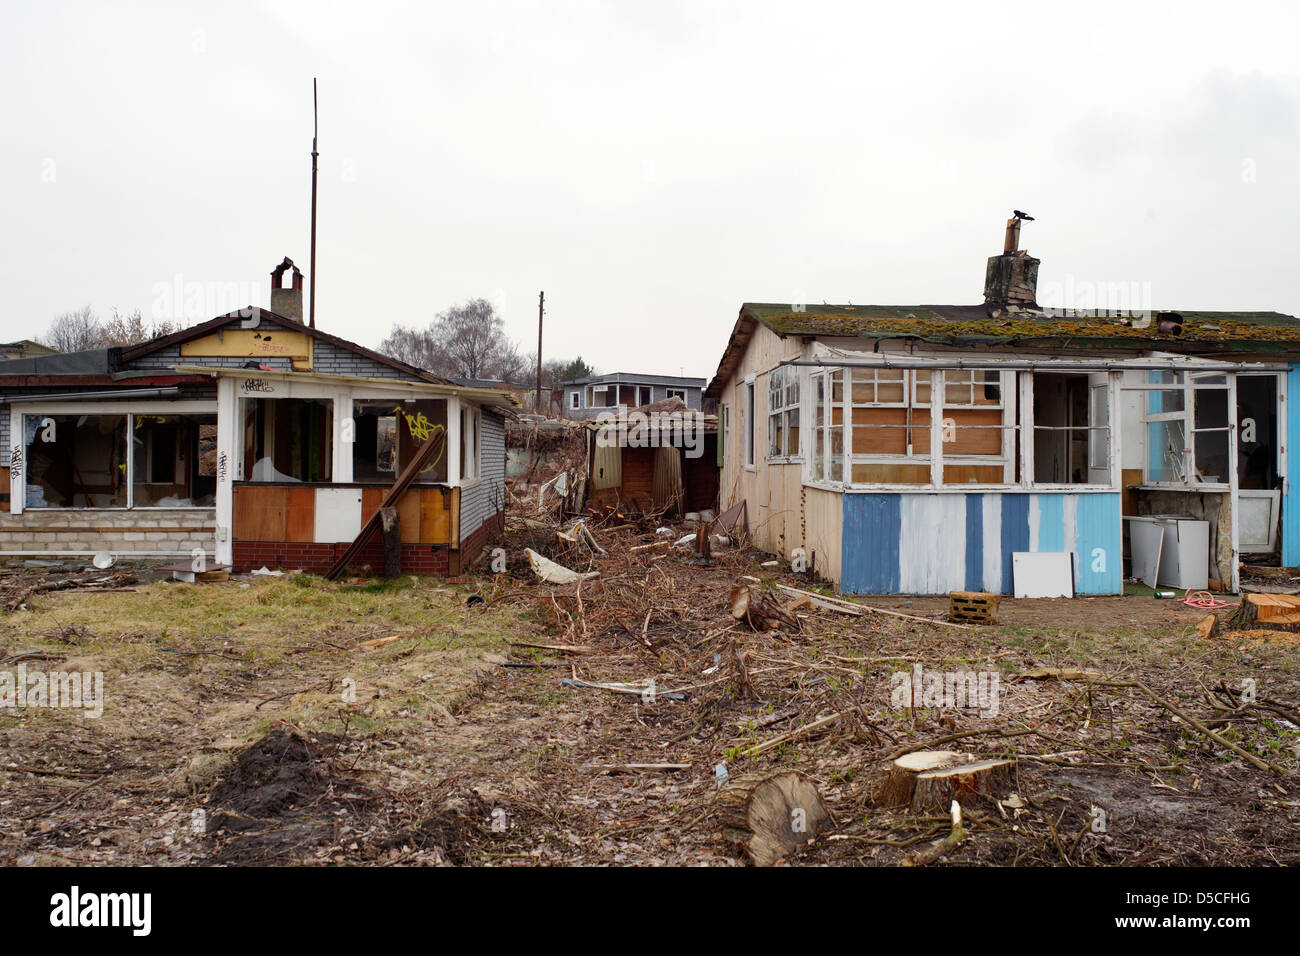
<box><xmin>251</xmin><ymin>567</ymin><xmax>283</xmax><ymax>576</ymax></box>
<box><xmin>525</xmin><ymin>548</ymin><xmax>599</xmax><ymax>585</ymax></box>
<box><xmin>673</xmin><ymin>533</ymin><xmax>697</xmax><ymax>548</ymax></box>
<box><xmin>656</xmin><ymin>526</ymin><xmax>673</xmax><ymax>536</ymax></box>
<box><xmin>91</xmin><ymin>551</ymin><xmax>115</xmax><ymax>570</ymax></box>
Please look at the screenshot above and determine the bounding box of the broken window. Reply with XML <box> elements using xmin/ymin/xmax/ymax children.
<box><xmin>240</xmin><ymin>398</ymin><xmax>334</xmax><ymax>482</ymax></box>
<box><xmin>767</xmin><ymin>366</ymin><xmax>800</xmax><ymax>458</ymax></box>
<box><xmin>351</xmin><ymin>401</ymin><xmax>400</xmax><ymax>481</ymax></box>
<box><xmin>132</xmin><ymin>414</ymin><xmax>217</xmax><ymax>506</ymax></box>
<box><xmin>1032</xmin><ymin>372</ymin><xmax>1110</xmax><ymax>485</ymax></box>
<box><xmin>938</xmin><ymin>370</ymin><xmax>1012</xmax><ymax>485</ymax></box>
<box><xmin>808</xmin><ymin>371</ymin><xmax>844</xmax><ymax>481</ymax></box>
<box><xmin>1236</xmin><ymin>374</ymin><xmax>1279</xmax><ymax>489</ymax></box>
<box><xmin>846</xmin><ymin>367</ymin><xmax>931</xmax><ymax>484</ymax></box>
<box><xmin>23</xmin><ymin>414</ymin><xmax>128</xmax><ymax>507</ymax></box>
<box><xmin>1137</xmin><ymin>371</ymin><xmax>1230</xmax><ymax>487</ymax></box>
<box><xmin>744</xmin><ymin>381</ymin><xmax>755</xmax><ymax>467</ymax></box>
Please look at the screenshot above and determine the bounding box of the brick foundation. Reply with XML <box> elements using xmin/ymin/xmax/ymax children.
<box><xmin>233</xmin><ymin>509</ymin><xmax>505</xmax><ymax>577</ymax></box>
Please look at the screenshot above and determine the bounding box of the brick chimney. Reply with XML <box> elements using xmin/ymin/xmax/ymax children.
<box><xmin>983</xmin><ymin>213</ymin><xmax>1039</xmax><ymax>308</ymax></box>
<box><xmin>270</xmin><ymin>257</ymin><xmax>304</xmax><ymax>323</ymax></box>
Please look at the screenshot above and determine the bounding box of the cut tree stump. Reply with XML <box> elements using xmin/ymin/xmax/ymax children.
<box><xmin>1229</xmin><ymin>593</ymin><xmax>1300</xmax><ymax>631</ymax></box>
<box><xmin>910</xmin><ymin>758</ymin><xmax>1016</xmax><ymax>813</ymax></box>
<box><xmin>875</xmin><ymin>750</ymin><xmax>965</xmax><ymax>807</ymax></box>
<box><xmin>717</xmin><ymin>771</ymin><xmax>831</xmax><ymax>866</ymax></box>
<box><xmin>729</xmin><ymin>585</ymin><xmax>800</xmax><ymax>632</ymax></box>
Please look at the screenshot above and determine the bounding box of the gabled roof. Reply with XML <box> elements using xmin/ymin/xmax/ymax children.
<box><xmin>706</xmin><ymin>302</ymin><xmax>1300</xmax><ymax>396</ymax></box>
<box><xmin>119</xmin><ymin>308</ymin><xmax>450</xmax><ymax>385</ymax></box>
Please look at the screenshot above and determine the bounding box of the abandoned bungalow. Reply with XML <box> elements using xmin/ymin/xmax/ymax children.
<box><xmin>0</xmin><ymin>259</ymin><xmax>515</xmax><ymax>576</ymax></box>
<box><xmin>584</xmin><ymin>396</ymin><xmax>719</xmax><ymax>516</ymax></box>
<box><xmin>707</xmin><ymin>215</ymin><xmax>1300</xmax><ymax>596</ymax></box>
<box><xmin>563</xmin><ymin>372</ymin><xmax>707</xmax><ymax>420</ymax></box>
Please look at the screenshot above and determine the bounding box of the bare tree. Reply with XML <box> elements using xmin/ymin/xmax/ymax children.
<box><xmin>42</xmin><ymin>306</ymin><xmax>102</xmax><ymax>352</ymax></box>
<box><xmin>378</xmin><ymin>298</ymin><xmax>526</xmax><ymax>381</ymax></box>
<box><xmin>40</xmin><ymin>307</ymin><xmax>183</xmax><ymax>351</ymax></box>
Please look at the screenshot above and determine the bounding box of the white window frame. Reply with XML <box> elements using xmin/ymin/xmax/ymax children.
<box><xmin>461</xmin><ymin>404</ymin><xmax>481</xmax><ymax>481</ymax></box>
<box><xmin>743</xmin><ymin>378</ymin><xmax>756</xmax><ymax>469</ymax></box>
<box><xmin>767</xmin><ymin>365</ymin><xmax>801</xmax><ymax>461</ymax></box>
<box><xmin>798</xmin><ymin>362</ymin><xmax>1122</xmax><ymax>493</ymax></box>
<box><xmin>569</xmin><ymin>390</ymin><xmax>580</xmax><ymax>410</ymax></box>
<box><xmin>9</xmin><ymin>400</ymin><xmax>217</xmax><ymax>514</ymax></box>
<box><xmin>1133</xmin><ymin>371</ymin><xmax>1233</xmax><ymax>490</ymax></box>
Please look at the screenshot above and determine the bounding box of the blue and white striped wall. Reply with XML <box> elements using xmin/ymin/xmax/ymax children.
<box><xmin>841</xmin><ymin>492</ymin><xmax>1123</xmax><ymax>596</ymax></box>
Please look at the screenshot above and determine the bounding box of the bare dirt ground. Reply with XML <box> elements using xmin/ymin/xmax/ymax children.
<box><xmin>1</xmin><ymin>531</ymin><xmax>1298</xmax><ymax>867</ymax></box>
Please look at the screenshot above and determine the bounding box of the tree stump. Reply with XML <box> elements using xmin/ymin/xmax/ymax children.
<box><xmin>910</xmin><ymin>758</ymin><xmax>1016</xmax><ymax>813</ymax></box>
<box><xmin>875</xmin><ymin>751</ymin><xmax>965</xmax><ymax>807</ymax></box>
<box><xmin>716</xmin><ymin>771</ymin><xmax>831</xmax><ymax>866</ymax></box>
<box><xmin>1229</xmin><ymin>593</ymin><xmax>1300</xmax><ymax>632</ymax></box>
<box><xmin>729</xmin><ymin>585</ymin><xmax>800</xmax><ymax>632</ymax></box>
<box><xmin>380</xmin><ymin>507</ymin><xmax>401</xmax><ymax>578</ymax></box>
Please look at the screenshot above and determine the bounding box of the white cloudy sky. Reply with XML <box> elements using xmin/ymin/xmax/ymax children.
<box><xmin>2</xmin><ymin>1</ymin><xmax>1298</xmax><ymax>378</ymax></box>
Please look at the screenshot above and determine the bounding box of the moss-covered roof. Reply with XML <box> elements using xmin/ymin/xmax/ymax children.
<box><xmin>744</xmin><ymin>302</ymin><xmax>1300</xmax><ymax>346</ymax></box>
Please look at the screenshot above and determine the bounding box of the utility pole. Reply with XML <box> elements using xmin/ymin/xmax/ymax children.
<box><xmin>535</xmin><ymin>291</ymin><xmax>545</xmax><ymax>414</ymax></box>
<box><xmin>309</xmin><ymin>78</ymin><xmax>319</xmax><ymax>329</ymax></box>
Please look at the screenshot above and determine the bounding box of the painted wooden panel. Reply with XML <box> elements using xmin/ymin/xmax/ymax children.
<box><xmin>313</xmin><ymin>487</ymin><xmax>363</xmax><ymax>543</ymax></box>
<box><xmin>396</xmin><ymin>489</ymin><xmax>422</xmax><ymax>544</ymax></box>
<box><xmin>420</xmin><ymin>487</ymin><xmax>451</xmax><ymax>544</ymax></box>
<box><xmin>1283</xmin><ymin>365</ymin><xmax>1300</xmax><ymax>565</ymax></box>
<box><xmin>284</xmin><ymin>486</ymin><xmax>316</xmax><ymax>542</ymax></box>
<box><xmin>841</xmin><ymin>491</ymin><xmax>1122</xmax><ymax>596</ymax></box>
<box><xmin>233</xmin><ymin>485</ymin><xmax>287</xmax><ymax>542</ymax></box>
<box><xmin>181</xmin><ymin>328</ymin><xmax>312</xmax><ymax>368</ymax></box>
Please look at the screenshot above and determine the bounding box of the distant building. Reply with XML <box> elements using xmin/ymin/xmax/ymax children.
<box><xmin>0</xmin><ymin>340</ymin><xmax>57</xmax><ymax>361</ymax></box>
<box><xmin>562</xmin><ymin>372</ymin><xmax>706</xmax><ymax>419</ymax></box>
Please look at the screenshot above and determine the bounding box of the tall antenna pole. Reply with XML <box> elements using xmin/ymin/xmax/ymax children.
<box><xmin>309</xmin><ymin>78</ymin><xmax>319</xmax><ymax>329</ymax></box>
<box><xmin>535</xmin><ymin>291</ymin><xmax>545</xmax><ymax>414</ymax></box>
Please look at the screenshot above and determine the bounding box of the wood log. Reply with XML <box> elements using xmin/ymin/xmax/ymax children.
<box><xmin>729</xmin><ymin>585</ymin><xmax>800</xmax><ymax>632</ymax></box>
<box><xmin>380</xmin><ymin>506</ymin><xmax>401</xmax><ymax>578</ymax></box>
<box><xmin>875</xmin><ymin>750</ymin><xmax>964</xmax><ymax>807</ymax></box>
<box><xmin>910</xmin><ymin>758</ymin><xmax>1016</xmax><ymax>813</ymax></box>
<box><xmin>716</xmin><ymin>771</ymin><xmax>831</xmax><ymax>867</ymax></box>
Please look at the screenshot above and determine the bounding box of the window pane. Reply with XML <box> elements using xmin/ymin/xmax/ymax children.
<box><xmin>1149</xmin><ymin>419</ymin><xmax>1187</xmax><ymax>482</ymax></box>
<box><xmin>397</xmin><ymin>399</ymin><xmax>449</xmax><ymax>483</ymax></box>
<box><xmin>24</xmin><ymin>414</ymin><xmax>127</xmax><ymax>507</ymax></box>
<box><xmin>785</xmin><ymin>409</ymin><xmax>799</xmax><ymax>458</ymax></box>
<box><xmin>241</xmin><ymin>398</ymin><xmax>334</xmax><ymax>482</ymax></box>
<box><xmin>132</xmin><ymin>414</ymin><xmax>218</xmax><ymax>506</ymax></box>
<box><xmin>352</xmin><ymin>401</ymin><xmax>400</xmax><ymax>480</ymax></box>
<box><xmin>769</xmin><ymin>413</ymin><xmax>783</xmax><ymax>457</ymax></box>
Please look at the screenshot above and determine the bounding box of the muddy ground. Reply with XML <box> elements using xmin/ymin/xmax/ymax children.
<box><xmin>1</xmin><ymin>532</ymin><xmax>1298</xmax><ymax>867</ymax></box>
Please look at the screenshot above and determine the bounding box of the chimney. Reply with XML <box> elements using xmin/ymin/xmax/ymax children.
<box><xmin>983</xmin><ymin>212</ymin><xmax>1039</xmax><ymax>308</ymax></box>
<box><xmin>270</xmin><ymin>257</ymin><xmax>304</xmax><ymax>323</ymax></box>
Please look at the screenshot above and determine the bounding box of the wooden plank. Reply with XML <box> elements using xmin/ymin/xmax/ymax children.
<box><xmin>284</xmin><ymin>486</ymin><xmax>316</xmax><ymax>542</ymax></box>
<box><xmin>180</xmin><ymin>328</ymin><xmax>312</xmax><ymax>365</ymax></box>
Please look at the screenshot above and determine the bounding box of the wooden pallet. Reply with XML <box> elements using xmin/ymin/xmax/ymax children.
<box><xmin>949</xmin><ymin>590</ymin><xmax>1000</xmax><ymax>625</ymax></box>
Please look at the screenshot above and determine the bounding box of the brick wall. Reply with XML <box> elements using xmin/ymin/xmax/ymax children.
<box><xmin>0</xmin><ymin>508</ymin><xmax>215</xmax><ymax>556</ymax></box>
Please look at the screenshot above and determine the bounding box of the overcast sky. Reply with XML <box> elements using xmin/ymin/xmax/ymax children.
<box><xmin>3</xmin><ymin>1</ymin><xmax>1298</xmax><ymax>379</ymax></box>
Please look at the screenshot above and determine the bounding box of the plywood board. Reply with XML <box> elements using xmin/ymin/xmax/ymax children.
<box><xmin>1012</xmin><ymin>551</ymin><xmax>1075</xmax><ymax>598</ymax></box>
<box><xmin>284</xmin><ymin>486</ymin><xmax>316</xmax><ymax>542</ymax></box>
<box><xmin>313</xmin><ymin>487</ymin><xmax>363</xmax><ymax>543</ymax></box>
<box><xmin>1238</xmin><ymin>490</ymin><xmax>1281</xmax><ymax>552</ymax></box>
<box><xmin>233</xmin><ymin>486</ymin><xmax>286</xmax><ymax>542</ymax></box>
<box><xmin>419</xmin><ymin>487</ymin><xmax>450</xmax><ymax>544</ymax></box>
<box><xmin>396</xmin><ymin>489</ymin><xmax>422</xmax><ymax>544</ymax></box>
<box><xmin>181</xmin><ymin>328</ymin><xmax>312</xmax><ymax>367</ymax></box>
